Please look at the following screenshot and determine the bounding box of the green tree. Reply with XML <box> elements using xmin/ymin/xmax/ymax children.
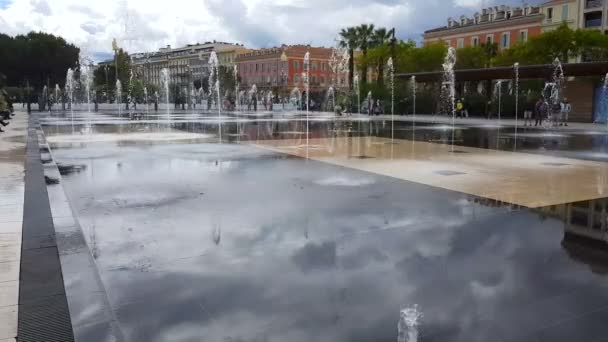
<box><xmin>93</xmin><ymin>48</ymin><xmax>132</xmax><ymax>99</ymax></box>
<box><xmin>398</xmin><ymin>42</ymin><xmax>447</xmax><ymax>73</ymax></box>
<box><xmin>0</xmin><ymin>32</ymin><xmax>79</xmax><ymax>89</ymax></box>
<box><xmin>455</xmin><ymin>46</ymin><xmax>488</xmax><ymax>69</ymax></box>
<box><xmin>369</xmin><ymin>27</ymin><xmax>393</xmax><ymax>87</ymax></box>
<box><xmin>356</xmin><ymin>24</ymin><xmax>376</xmax><ymax>85</ymax></box>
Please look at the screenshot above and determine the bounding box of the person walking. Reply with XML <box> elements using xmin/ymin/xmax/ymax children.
<box><xmin>534</xmin><ymin>97</ymin><xmax>546</xmax><ymax>127</ymax></box>
<box><xmin>560</xmin><ymin>98</ymin><xmax>571</xmax><ymax>127</ymax></box>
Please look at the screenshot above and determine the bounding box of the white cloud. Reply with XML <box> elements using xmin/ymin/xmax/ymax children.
<box><xmin>0</xmin><ymin>0</ymin><xmax>534</xmax><ymax>61</ymax></box>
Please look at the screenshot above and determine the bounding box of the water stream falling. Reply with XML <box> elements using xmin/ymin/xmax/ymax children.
<box><xmin>209</xmin><ymin>51</ymin><xmax>222</xmax><ymax>141</ymax></box>
<box><xmin>442</xmin><ymin>47</ymin><xmax>457</xmax><ymax>147</ymax></box>
<box><xmin>398</xmin><ymin>305</ymin><xmax>423</xmax><ymax>342</ymax></box>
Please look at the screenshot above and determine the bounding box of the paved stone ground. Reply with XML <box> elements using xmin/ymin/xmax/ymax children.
<box><xmin>0</xmin><ymin>112</ymin><xmax>27</xmax><ymax>342</ymax></box>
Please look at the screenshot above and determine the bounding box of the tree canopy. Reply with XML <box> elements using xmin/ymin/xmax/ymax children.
<box><xmin>0</xmin><ymin>32</ymin><xmax>80</xmax><ymax>89</ymax></box>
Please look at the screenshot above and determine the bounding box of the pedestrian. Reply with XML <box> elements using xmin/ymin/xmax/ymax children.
<box><xmin>534</xmin><ymin>97</ymin><xmax>546</xmax><ymax>127</ymax></box>
<box><xmin>523</xmin><ymin>100</ymin><xmax>534</xmax><ymax>126</ymax></box>
<box><xmin>560</xmin><ymin>98</ymin><xmax>571</xmax><ymax>127</ymax></box>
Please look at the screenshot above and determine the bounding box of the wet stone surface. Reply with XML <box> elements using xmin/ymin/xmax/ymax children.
<box><xmin>40</xmin><ymin>111</ymin><xmax>608</xmax><ymax>342</ymax></box>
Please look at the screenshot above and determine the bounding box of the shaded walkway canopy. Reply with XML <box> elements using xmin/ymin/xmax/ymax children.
<box><xmin>396</xmin><ymin>62</ymin><xmax>608</xmax><ymax>82</ymax></box>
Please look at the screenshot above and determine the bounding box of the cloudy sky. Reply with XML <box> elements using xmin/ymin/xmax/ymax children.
<box><xmin>0</xmin><ymin>0</ymin><xmax>539</xmax><ymax>61</ymax></box>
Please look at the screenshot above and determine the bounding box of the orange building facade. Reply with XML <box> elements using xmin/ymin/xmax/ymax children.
<box><xmin>423</xmin><ymin>5</ymin><xmax>544</xmax><ymax>51</ymax></box>
<box><xmin>235</xmin><ymin>45</ymin><xmax>333</xmax><ymax>94</ymax></box>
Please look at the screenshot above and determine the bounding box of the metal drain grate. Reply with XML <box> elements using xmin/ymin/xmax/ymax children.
<box><xmin>435</xmin><ymin>170</ymin><xmax>467</xmax><ymax>176</ymax></box>
<box><xmin>541</xmin><ymin>162</ymin><xmax>570</xmax><ymax>167</ymax></box>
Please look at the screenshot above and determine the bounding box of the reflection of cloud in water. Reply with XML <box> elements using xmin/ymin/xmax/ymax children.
<box><xmin>314</xmin><ymin>176</ymin><xmax>375</xmax><ymax>187</ymax></box>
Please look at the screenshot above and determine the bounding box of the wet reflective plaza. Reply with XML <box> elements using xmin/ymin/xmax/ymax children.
<box><xmin>38</xmin><ymin>110</ymin><xmax>608</xmax><ymax>341</ymax></box>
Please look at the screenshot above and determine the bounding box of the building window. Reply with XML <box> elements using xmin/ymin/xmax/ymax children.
<box><xmin>312</xmin><ymin>75</ymin><xmax>317</xmax><ymax>84</ymax></box>
<box><xmin>312</xmin><ymin>61</ymin><xmax>318</xmax><ymax>70</ymax></box>
<box><xmin>255</xmin><ymin>63</ymin><xmax>259</xmax><ymax>71</ymax></box>
<box><xmin>585</xmin><ymin>11</ymin><xmax>603</xmax><ymax>28</ymax></box>
<box><xmin>457</xmin><ymin>38</ymin><xmax>464</xmax><ymax>48</ymax></box>
<box><xmin>294</xmin><ymin>60</ymin><xmax>300</xmax><ymax>71</ymax></box>
<box><xmin>519</xmin><ymin>30</ymin><xmax>528</xmax><ymax>43</ymax></box>
<box><xmin>294</xmin><ymin>74</ymin><xmax>300</xmax><ymax>83</ymax></box>
<box><xmin>501</xmin><ymin>32</ymin><xmax>510</xmax><ymax>49</ymax></box>
<box><xmin>486</xmin><ymin>34</ymin><xmax>493</xmax><ymax>44</ymax></box>
<box><xmin>562</xmin><ymin>4</ymin><xmax>569</xmax><ymax>21</ymax></box>
<box><xmin>320</xmin><ymin>76</ymin><xmax>325</xmax><ymax>85</ymax></box>
<box><xmin>471</xmin><ymin>37</ymin><xmax>479</xmax><ymax>47</ymax></box>
<box><xmin>547</xmin><ymin>7</ymin><xmax>553</xmax><ymax>21</ymax></box>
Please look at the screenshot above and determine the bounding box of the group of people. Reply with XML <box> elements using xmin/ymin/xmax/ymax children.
<box><xmin>523</xmin><ymin>98</ymin><xmax>571</xmax><ymax>127</ymax></box>
<box><xmin>0</xmin><ymin>75</ymin><xmax>14</xmax><ymax>132</ymax></box>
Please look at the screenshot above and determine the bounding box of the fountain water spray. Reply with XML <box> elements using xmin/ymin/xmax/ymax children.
<box><xmin>514</xmin><ymin>63</ymin><xmax>519</xmax><ymax>125</ymax></box>
<box><xmin>209</xmin><ymin>51</ymin><xmax>222</xmax><ymax>141</ymax></box>
<box><xmin>603</xmin><ymin>74</ymin><xmax>608</xmax><ymax>125</ymax></box>
<box><xmin>144</xmin><ymin>87</ymin><xmax>149</xmax><ymax>116</ymax></box>
<box><xmin>387</xmin><ymin>57</ymin><xmax>395</xmax><ymax>142</ymax></box>
<box><xmin>160</xmin><ymin>68</ymin><xmax>170</xmax><ymax>120</ymax></box>
<box><xmin>66</xmin><ymin>68</ymin><xmax>74</xmax><ymax>123</ymax></box>
<box><xmin>494</xmin><ymin>81</ymin><xmax>503</xmax><ymax>120</ymax></box>
<box><xmin>42</xmin><ymin>85</ymin><xmax>48</xmax><ymax>112</ymax></box>
<box><xmin>398</xmin><ymin>305</ymin><xmax>423</xmax><ymax>342</ymax></box>
<box><xmin>54</xmin><ymin>84</ymin><xmax>61</xmax><ymax>110</ymax></box>
<box><xmin>233</xmin><ymin>64</ymin><xmax>239</xmax><ymax>112</ymax></box>
<box><xmin>304</xmin><ymin>51</ymin><xmax>310</xmax><ymax>145</ymax></box>
<box><xmin>115</xmin><ymin>79</ymin><xmax>122</xmax><ymax>117</ymax></box>
<box><xmin>290</xmin><ymin>87</ymin><xmax>301</xmax><ymax>111</ymax></box>
<box><xmin>442</xmin><ymin>47</ymin><xmax>457</xmax><ymax>147</ymax></box>
<box><xmin>327</xmin><ymin>86</ymin><xmax>335</xmax><ymax>113</ymax></box>
<box><xmin>411</xmin><ymin>76</ymin><xmax>416</xmax><ymax>118</ymax></box>
<box><xmin>354</xmin><ymin>74</ymin><xmax>361</xmax><ymax>115</ymax></box>
<box><xmin>80</xmin><ymin>63</ymin><xmax>92</xmax><ymax>112</ymax></box>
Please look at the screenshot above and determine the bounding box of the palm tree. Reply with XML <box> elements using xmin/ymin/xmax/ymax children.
<box><xmin>356</xmin><ymin>24</ymin><xmax>375</xmax><ymax>85</ymax></box>
<box><xmin>371</xmin><ymin>27</ymin><xmax>393</xmax><ymax>87</ymax></box>
<box><xmin>339</xmin><ymin>27</ymin><xmax>358</xmax><ymax>90</ymax></box>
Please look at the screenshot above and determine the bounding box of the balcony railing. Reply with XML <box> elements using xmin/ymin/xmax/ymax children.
<box><xmin>586</xmin><ymin>0</ymin><xmax>603</xmax><ymax>9</ymax></box>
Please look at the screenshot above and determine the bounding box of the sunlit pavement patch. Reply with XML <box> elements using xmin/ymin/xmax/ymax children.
<box><xmin>253</xmin><ymin>136</ymin><xmax>608</xmax><ymax>208</ymax></box>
